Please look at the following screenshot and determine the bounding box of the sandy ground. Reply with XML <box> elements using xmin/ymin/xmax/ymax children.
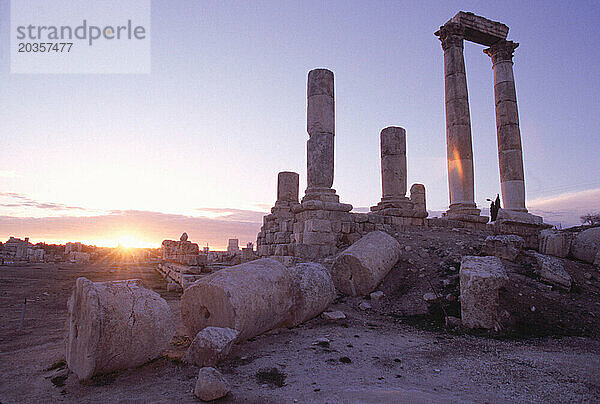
<box><xmin>1</xmin><ymin>245</ymin><xmax>600</xmax><ymax>403</ymax></box>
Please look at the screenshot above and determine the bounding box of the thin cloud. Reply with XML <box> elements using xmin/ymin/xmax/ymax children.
<box><xmin>0</xmin><ymin>192</ymin><xmax>88</xmax><ymax>212</ymax></box>
<box><xmin>0</xmin><ymin>171</ymin><xmax>20</xmax><ymax>178</ymax></box>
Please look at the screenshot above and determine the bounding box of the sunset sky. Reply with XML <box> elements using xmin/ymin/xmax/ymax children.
<box><xmin>1</xmin><ymin>1</ymin><xmax>599</xmax><ymax>249</ymax></box>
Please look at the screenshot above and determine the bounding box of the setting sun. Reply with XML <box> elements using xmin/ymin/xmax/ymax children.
<box><xmin>114</xmin><ymin>234</ymin><xmax>152</xmax><ymax>249</ymax></box>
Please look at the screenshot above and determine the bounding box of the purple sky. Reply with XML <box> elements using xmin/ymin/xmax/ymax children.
<box><xmin>1</xmin><ymin>1</ymin><xmax>599</xmax><ymax>248</ymax></box>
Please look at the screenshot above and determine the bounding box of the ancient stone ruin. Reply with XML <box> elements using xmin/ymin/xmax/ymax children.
<box><xmin>257</xmin><ymin>13</ymin><xmax>550</xmax><ymax>263</ymax></box>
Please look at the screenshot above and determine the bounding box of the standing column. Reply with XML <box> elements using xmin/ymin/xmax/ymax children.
<box><xmin>484</xmin><ymin>40</ymin><xmax>527</xmax><ymax>212</ymax></box>
<box><xmin>436</xmin><ymin>23</ymin><xmax>482</xmax><ymax>220</ymax></box>
<box><xmin>276</xmin><ymin>171</ymin><xmax>299</xmax><ymax>206</ymax></box>
<box><xmin>303</xmin><ymin>68</ymin><xmax>338</xmax><ymax>203</ymax></box>
<box><xmin>380</xmin><ymin>126</ymin><xmax>407</xmax><ymax>200</ymax></box>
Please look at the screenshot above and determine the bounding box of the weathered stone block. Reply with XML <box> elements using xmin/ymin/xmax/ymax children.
<box><xmin>66</xmin><ymin>278</ymin><xmax>175</xmax><ymax>381</ymax></box>
<box><xmin>287</xmin><ymin>263</ymin><xmax>336</xmax><ymax>327</ymax></box>
<box><xmin>571</xmin><ymin>228</ymin><xmax>600</xmax><ymax>264</ymax></box>
<box><xmin>184</xmin><ymin>327</ymin><xmax>239</xmax><ymax>367</ymax></box>
<box><xmin>459</xmin><ymin>256</ymin><xmax>508</xmax><ymax>330</ymax></box>
<box><xmin>481</xmin><ymin>234</ymin><xmax>524</xmax><ymax>261</ymax></box>
<box><xmin>181</xmin><ymin>259</ymin><xmax>294</xmax><ymax>340</ymax></box>
<box><xmin>331</xmin><ymin>231</ymin><xmax>402</xmax><ymax>296</ymax></box>
<box><xmin>533</xmin><ymin>253</ymin><xmax>571</xmax><ymax>291</ymax></box>
<box><xmin>539</xmin><ymin>229</ymin><xmax>572</xmax><ymax>258</ymax></box>
<box><xmin>302</xmin><ymin>231</ymin><xmax>335</xmax><ymax>245</ymax></box>
<box><xmin>305</xmin><ymin>219</ymin><xmax>332</xmax><ymax>233</ymax></box>
<box><xmin>194</xmin><ymin>367</ymin><xmax>229</xmax><ymax>401</ymax></box>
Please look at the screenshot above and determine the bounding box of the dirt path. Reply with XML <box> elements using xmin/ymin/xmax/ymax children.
<box><xmin>1</xmin><ymin>263</ymin><xmax>599</xmax><ymax>403</ymax></box>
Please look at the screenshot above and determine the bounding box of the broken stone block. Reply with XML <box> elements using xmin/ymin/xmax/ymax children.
<box><xmin>459</xmin><ymin>256</ymin><xmax>508</xmax><ymax>330</ymax></box>
<box><xmin>183</xmin><ymin>327</ymin><xmax>239</xmax><ymax>367</ymax></box>
<box><xmin>481</xmin><ymin>235</ymin><xmax>524</xmax><ymax>261</ymax></box>
<box><xmin>322</xmin><ymin>311</ymin><xmax>346</xmax><ymax>320</ymax></box>
<box><xmin>194</xmin><ymin>367</ymin><xmax>229</xmax><ymax>401</ymax></box>
<box><xmin>359</xmin><ymin>301</ymin><xmax>372</xmax><ymax>310</ymax></box>
<box><xmin>571</xmin><ymin>228</ymin><xmax>600</xmax><ymax>264</ymax></box>
<box><xmin>287</xmin><ymin>262</ymin><xmax>336</xmax><ymax>327</ymax></box>
<box><xmin>533</xmin><ymin>253</ymin><xmax>572</xmax><ymax>291</ymax></box>
<box><xmin>331</xmin><ymin>231</ymin><xmax>402</xmax><ymax>296</ymax></box>
<box><xmin>65</xmin><ymin>278</ymin><xmax>175</xmax><ymax>381</ymax></box>
<box><xmin>181</xmin><ymin>258</ymin><xmax>294</xmax><ymax>340</ymax></box>
<box><xmin>539</xmin><ymin>229</ymin><xmax>572</xmax><ymax>258</ymax></box>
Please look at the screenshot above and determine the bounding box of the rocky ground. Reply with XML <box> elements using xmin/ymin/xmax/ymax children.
<box><xmin>1</xmin><ymin>228</ymin><xmax>599</xmax><ymax>403</ymax></box>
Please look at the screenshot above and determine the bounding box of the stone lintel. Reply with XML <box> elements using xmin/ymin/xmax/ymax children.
<box><xmin>446</xmin><ymin>11</ymin><xmax>509</xmax><ymax>46</ymax></box>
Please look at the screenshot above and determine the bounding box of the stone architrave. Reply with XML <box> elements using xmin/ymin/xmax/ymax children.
<box><xmin>435</xmin><ymin>23</ymin><xmax>485</xmax><ymax>223</ymax></box>
<box><xmin>484</xmin><ymin>40</ymin><xmax>527</xmax><ymax>212</ymax></box>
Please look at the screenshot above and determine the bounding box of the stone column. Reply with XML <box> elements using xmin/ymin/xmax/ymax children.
<box><xmin>484</xmin><ymin>40</ymin><xmax>527</xmax><ymax>212</ymax></box>
<box><xmin>381</xmin><ymin>126</ymin><xmax>407</xmax><ymax>200</ymax></box>
<box><xmin>436</xmin><ymin>23</ymin><xmax>484</xmax><ymax>222</ymax></box>
<box><xmin>276</xmin><ymin>171</ymin><xmax>299</xmax><ymax>204</ymax></box>
<box><xmin>371</xmin><ymin>127</ymin><xmax>415</xmax><ymax>216</ymax></box>
<box><xmin>303</xmin><ymin>68</ymin><xmax>338</xmax><ymax>203</ymax></box>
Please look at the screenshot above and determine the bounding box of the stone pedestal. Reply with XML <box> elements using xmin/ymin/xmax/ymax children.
<box><xmin>436</xmin><ymin>23</ymin><xmax>487</xmax><ymax>224</ymax></box>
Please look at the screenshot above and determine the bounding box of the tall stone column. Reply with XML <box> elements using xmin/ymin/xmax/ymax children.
<box><xmin>303</xmin><ymin>68</ymin><xmax>338</xmax><ymax>203</ymax></box>
<box><xmin>381</xmin><ymin>126</ymin><xmax>407</xmax><ymax>200</ymax></box>
<box><xmin>484</xmin><ymin>40</ymin><xmax>527</xmax><ymax>212</ymax></box>
<box><xmin>436</xmin><ymin>23</ymin><xmax>486</xmax><ymax>223</ymax></box>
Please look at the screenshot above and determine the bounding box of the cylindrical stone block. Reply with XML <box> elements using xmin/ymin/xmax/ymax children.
<box><xmin>307</xmin><ymin>69</ymin><xmax>334</xmax><ymax>136</ymax></box>
<box><xmin>65</xmin><ymin>278</ymin><xmax>175</xmax><ymax>381</ymax></box>
<box><xmin>277</xmin><ymin>171</ymin><xmax>299</xmax><ymax>203</ymax></box>
<box><xmin>181</xmin><ymin>258</ymin><xmax>294</xmax><ymax>340</ymax></box>
<box><xmin>286</xmin><ymin>262</ymin><xmax>337</xmax><ymax>327</ymax></box>
<box><xmin>307</xmin><ymin>132</ymin><xmax>334</xmax><ymax>189</ymax></box>
<box><xmin>380</xmin><ymin>126</ymin><xmax>407</xmax><ymax>199</ymax></box>
<box><xmin>331</xmin><ymin>231</ymin><xmax>402</xmax><ymax>296</ymax></box>
<box><xmin>485</xmin><ymin>40</ymin><xmax>527</xmax><ymax>212</ymax></box>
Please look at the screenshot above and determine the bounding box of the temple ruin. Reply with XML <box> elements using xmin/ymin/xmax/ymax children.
<box><xmin>257</xmin><ymin>12</ymin><xmax>549</xmax><ymax>263</ymax></box>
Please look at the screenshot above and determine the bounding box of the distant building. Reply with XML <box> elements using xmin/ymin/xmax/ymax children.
<box><xmin>227</xmin><ymin>239</ymin><xmax>240</xmax><ymax>254</ymax></box>
<box><xmin>65</xmin><ymin>242</ymin><xmax>82</xmax><ymax>254</ymax></box>
<box><xmin>1</xmin><ymin>237</ymin><xmax>32</xmax><ymax>262</ymax></box>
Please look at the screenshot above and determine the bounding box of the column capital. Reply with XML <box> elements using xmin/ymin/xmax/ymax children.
<box><xmin>435</xmin><ymin>23</ymin><xmax>465</xmax><ymax>51</ymax></box>
<box><xmin>484</xmin><ymin>40</ymin><xmax>519</xmax><ymax>65</ymax></box>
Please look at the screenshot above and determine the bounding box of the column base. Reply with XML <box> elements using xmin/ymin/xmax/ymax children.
<box><xmin>443</xmin><ymin>203</ymin><xmax>489</xmax><ymax>223</ymax></box>
<box><xmin>302</xmin><ymin>187</ymin><xmax>340</xmax><ymax>203</ymax></box>
<box><xmin>370</xmin><ymin>196</ymin><xmax>426</xmax><ymax>218</ymax></box>
<box><xmin>495</xmin><ymin>208</ymin><xmax>544</xmax><ymax>226</ymax></box>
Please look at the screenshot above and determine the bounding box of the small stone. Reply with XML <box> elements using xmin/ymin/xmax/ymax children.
<box><xmin>313</xmin><ymin>337</ymin><xmax>330</xmax><ymax>346</ymax></box>
<box><xmin>405</xmin><ymin>246</ymin><xmax>412</xmax><ymax>252</ymax></box>
<box><xmin>531</xmin><ymin>306</ymin><xmax>536</xmax><ymax>312</ymax></box>
<box><xmin>322</xmin><ymin>311</ymin><xmax>346</xmax><ymax>320</ymax></box>
<box><xmin>359</xmin><ymin>301</ymin><xmax>372</xmax><ymax>310</ymax></box>
<box><xmin>194</xmin><ymin>367</ymin><xmax>229</xmax><ymax>401</ymax></box>
<box><xmin>445</xmin><ymin>294</ymin><xmax>456</xmax><ymax>302</ymax></box>
<box><xmin>584</xmin><ymin>273</ymin><xmax>592</xmax><ymax>280</ymax></box>
<box><xmin>442</xmin><ymin>279</ymin><xmax>451</xmax><ymax>287</ymax></box>
<box><xmin>184</xmin><ymin>327</ymin><xmax>239</xmax><ymax>367</ymax></box>
<box><xmin>370</xmin><ymin>291</ymin><xmax>384</xmax><ymax>301</ymax></box>
<box><xmin>423</xmin><ymin>292</ymin><xmax>437</xmax><ymax>302</ymax></box>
